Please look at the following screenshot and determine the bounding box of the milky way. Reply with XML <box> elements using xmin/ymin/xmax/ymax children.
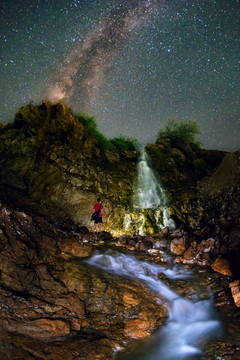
<box><xmin>47</xmin><ymin>0</ymin><xmax>162</xmax><ymax>111</ymax></box>
<box><xmin>1</xmin><ymin>0</ymin><xmax>239</xmax><ymax>150</ymax></box>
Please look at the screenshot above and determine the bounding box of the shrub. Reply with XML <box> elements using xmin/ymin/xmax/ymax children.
<box><xmin>76</xmin><ymin>114</ymin><xmax>139</xmax><ymax>152</ymax></box>
<box><xmin>76</xmin><ymin>113</ymin><xmax>113</xmax><ymax>151</ymax></box>
<box><xmin>157</xmin><ymin>119</ymin><xmax>201</xmax><ymax>147</ymax></box>
<box><xmin>111</xmin><ymin>135</ymin><xmax>140</xmax><ymax>152</ymax></box>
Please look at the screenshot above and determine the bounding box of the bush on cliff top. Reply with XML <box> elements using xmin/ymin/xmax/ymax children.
<box><xmin>157</xmin><ymin>119</ymin><xmax>201</xmax><ymax>147</ymax></box>
<box><xmin>76</xmin><ymin>113</ymin><xmax>139</xmax><ymax>152</ymax></box>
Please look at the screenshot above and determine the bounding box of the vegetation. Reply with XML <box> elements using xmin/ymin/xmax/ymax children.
<box><xmin>111</xmin><ymin>136</ymin><xmax>140</xmax><ymax>152</ymax></box>
<box><xmin>157</xmin><ymin>119</ymin><xmax>201</xmax><ymax>147</ymax></box>
<box><xmin>76</xmin><ymin>113</ymin><xmax>140</xmax><ymax>152</ymax></box>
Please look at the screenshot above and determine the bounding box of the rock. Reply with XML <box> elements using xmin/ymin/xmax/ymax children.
<box><xmin>6</xmin><ymin>319</ymin><xmax>71</xmax><ymax>339</ymax></box>
<box><xmin>147</xmin><ymin>249</ymin><xmax>161</xmax><ymax>255</ymax></box>
<box><xmin>118</xmin><ymin>234</ymin><xmax>132</xmax><ymax>244</ymax></box>
<box><xmin>0</xmin><ymin>202</ymin><xmax>167</xmax><ymax>360</ymax></box>
<box><xmin>137</xmin><ymin>240</ymin><xmax>153</xmax><ymax>251</ymax></box>
<box><xmin>146</xmin><ymin>139</ymin><xmax>225</xmax><ymax>228</ymax></box>
<box><xmin>182</xmin><ymin>241</ymin><xmax>198</xmax><ymax>262</ymax></box>
<box><xmin>170</xmin><ymin>228</ymin><xmax>186</xmax><ymax>239</ymax></box>
<box><xmin>229</xmin><ymin>280</ymin><xmax>240</xmax><ymax>307</ymax></box>
<box><xmin>59</xmin><ymin>241</ymin><xmax>93</xmax><ymax>258</ymax></box>
<box><xmin>211</xmin><ymin>258</ymin><xmax>233</xmax><ymax>276</ymax></box>
<box><xmin>170</xmin><ymin>237</ymin><xmax>186</xmax><ymax>255</ymax></box>
<box><xmin>161</xmin><ymin>227</ymin><xmax>170</xmax><ymax>235</ymax></box>
<box><xmin>0</xmin><ymin>102</ymin><xmax>138</xmax><ymax>236</ymax></box>
<box><xmin>97</xmin><ymin>231</ymin><xmax>113</xmax><ymax>241</ymax></box>
<box><xmin>124</xmin><ymin>312</ymin><xmax>156</xmax><ymax>339</ymax></box>
<box><xmin>197</xmin><ymin>238</ymin><xmax>215</xmax><ymax>253</ymax></box>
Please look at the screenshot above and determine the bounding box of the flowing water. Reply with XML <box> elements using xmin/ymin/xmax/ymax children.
<box><xmin>134</xmin><ymin>151</ymin><xmax>167</xmax><ymax>209</ymax></box>
<box><xmin>87</xmin><ymin>251</ymin><xmax>221</xmax><ymax>360</ymax></box>
<box><xmin>133</xmin><ymin>151</ymin><xmax>175</xmax><ymax>230</ymax></box>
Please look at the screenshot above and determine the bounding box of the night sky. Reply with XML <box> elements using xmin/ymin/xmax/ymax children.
<box><xmin>1</xmin><ymin>0</ymin><xmax>239</xmax><ymax>151</ymax></box>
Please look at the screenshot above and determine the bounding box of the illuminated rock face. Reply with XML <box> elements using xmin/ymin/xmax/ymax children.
<box><xmin>0</xmin><ymin>101</ymin><xmax>228</xmax><ymax>235</ymax></box>
<box><xmin>0</xmin><ymin>101</ymin><xmax>138</xmax><ymax>235</ymax></box>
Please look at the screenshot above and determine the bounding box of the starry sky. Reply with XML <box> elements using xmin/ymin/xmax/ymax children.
<box><xmin>1</xmin><ymin>0</ymin><xmax>239</xmax><ymax>151</ymax></box>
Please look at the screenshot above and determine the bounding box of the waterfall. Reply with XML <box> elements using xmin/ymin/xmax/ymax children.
<box><xmin>87</xmin><ymin>251</ymin><xmax>221</xmax><ymax>360</ymax></box>
<box><xmin>134</xmin><ymin>151</ymin><xmax>167</xmax><ymax>209</ymax></box>
<box><xmin>133</xmin><ymin>151</ymin><xmax>175</xmax><ymax>230</ymax></box>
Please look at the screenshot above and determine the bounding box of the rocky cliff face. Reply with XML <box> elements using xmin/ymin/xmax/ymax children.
<box><xmin>0</xmin><ymin>102</ymin><xmax>138</xmax><ymax>235</ymax></box>
<box><xmin>197</xmin><ymin>150</ymin><xmax>240</xmax><ymax>277</ymax></box>
<box><xmin>0</xmin><ymin>101</ymin><xmax>227</xmax><ymax>235</ymax></box>
<box><xmin>145</xmin><ymin>137</ymin><xmax>226</xmax><ymax>227</ymax></box>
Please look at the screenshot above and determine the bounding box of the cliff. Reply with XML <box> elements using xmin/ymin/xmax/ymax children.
<box><xmin>0</xmin><ymin>101</ymin><xmax>227</xmax><ymax>235</ymax></box>
<box><xmin>146</xmin><ymin>137</ymin><xmax>226</xmax><ymax>226</ymax></box>
<box><xmin>0</xmin><ymin>101</ymin><xmax>138</xmax><ymax>235</ymax></box>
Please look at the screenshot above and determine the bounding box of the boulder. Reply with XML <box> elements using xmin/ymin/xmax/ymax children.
<box><xmin>229</xmin><ymin>280</ymin><xmax>240</xmax><ymax>307</ymax></box>
<box><xmin>211</xmin><ymin>258</ymin><xmax>233</xmax><ymax>276</ymax></box>
<box><xmin>170</xmin><ymin>237</ymin><xmax>186</xmax><ymax>255</ymax></box>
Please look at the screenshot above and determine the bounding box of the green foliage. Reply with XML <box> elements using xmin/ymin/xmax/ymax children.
<box><xmin>76</xmin><ymin>113</ymin><xmax>139</xmax><ymax>152</ymax></box>
<box><xmin>111</xmin><ymin>135</ymin><xmax>140</xmax><ymax>152</ymax></box>
<box><xmin>157</xmin><ymin>119</ymin><xmax>201</xmax><ymax>147</ymax></box>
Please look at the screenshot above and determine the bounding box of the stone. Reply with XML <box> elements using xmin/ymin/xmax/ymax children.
<box><xmin>197</xmin><ymin>238</ymin><xmax>215</xmax><ymax>253</ymax></box>
<box><xmin>138</xmin><ymin>240</ymin><xmax>153</xmax><ymax>251</ymax></box>
<box><xmin>118</xmin><ymin>234</ymin><xmax>131</xmax><ymax>244</ymax></box>
<box><xmin>211</xmin><ymin>258</ymin><xmax>233</xmax><ymax>276</ymax></box>
<box><xmin>6</xmin><ymin>319</ymin><xmax>71</xmax><ymax>339</ymax></box>
<box><xmin>170</xmin><ymin>237</ymin><xmax>186</xmax><ymax>255</ymax></box>
<box><xmin>229</xmin><ymin>280</ymin><xmax>240</xmax><ymax>307</ymax></box>
<box><xmin>59</xmin><ymin>241</ymin><xmax>93</xmax><ymax>258</ymax></box>
<box><xmin>182</xmin><ymin>241</ymin><xmax>198</xmax><ymax>262</ymax></box>
<box><xmin>124</xmin><ymin>312</ymin><xmax>155</xmax><ymax>339</ymax></box>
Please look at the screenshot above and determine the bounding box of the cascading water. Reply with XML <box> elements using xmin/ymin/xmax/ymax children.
<box><xmin>134</xmin><ymin>151</ymin><xmax>167</xmax><ymax>209</ymax></box>
<box><xmin>133</xmin><ymin>151</ymin><xmax>175</xmax><ymax>230</ymax></box>
<box><xmin>87</xmin><ymin>251</ymin><xmax>221</xmax><ymax>360</ymax></box>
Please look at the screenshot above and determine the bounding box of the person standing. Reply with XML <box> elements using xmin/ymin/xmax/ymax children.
<box><xmin>92</xmin><ymin>198</ymin><xmax>103</xmax><ymax>232</ymax></box>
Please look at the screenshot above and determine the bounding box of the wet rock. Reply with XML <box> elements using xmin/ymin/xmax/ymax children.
<box><xmin>137</xmin><ymin>239</ymin><xmax>153</xmax><ymax>251</ymax></box>
<box><xmin>211</xmin><ymin>258</ymin><xmax>233</xmax><ymax>276</ymax></box>
<box><xmin>0</xmin><ymin>202</ymin><xmax>166</xmax><ymax>359</ymax></box>
<box><xmin>59</xmin><ymin>240</ymin><xmax>93</xmax><ymax>258</ymax></box>
<box><xmin>170</xmin><ymin>237</ymin><xmax>186</xmax><ymax>255</ymax></box>
<box><xmin>6</xmin><ymin>318</ymin><xmax>71</xmax><ymax>339</ymax></box>
<box><xmin>229</xmin><ymin>280</ymin><xmax>240</xmax><ymax>307</ymax></box>
<box><xmin>182</xmin><ymin>241</ymin><xmax>198</xmax><ymax>263</ymax></box>
<box><xmin>197</xmin><ymin>238</ymin><xmax>215</xmax><ymax>253</ymax></box>
<box><xmin>153</xmin><ymin>238</ymin><xmax>168</xmax><ymax>249</ymax></box>
<box><xmin>124</xmin><ymin>312</ymin><xmax>156</xmax><ymax>339</ymax></box>
<box><xmin>118</xmin><ymin>234</ymin><xmax>132</xmax><ymax>244</ymax></box>
<box><xmin>97</xmin><ymin>231</ymin><xmax>113</xmax><ymax>241</ymax></box>
<box><xmin>170</xmin><ymin>228</ymin><xmax>186</xmax><ymax>239</ymax></box>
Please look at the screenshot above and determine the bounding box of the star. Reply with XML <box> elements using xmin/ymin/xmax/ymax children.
<box><xmin>0</xmin><ymin>0</ymin><xmax>239</xmax><ymax>151</ymax></box>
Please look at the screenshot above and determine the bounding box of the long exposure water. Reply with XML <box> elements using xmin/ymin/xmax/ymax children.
<box><xmin>134</xmin><ymin>151</ymin><xmax>167</xmax><ymax>209</ymax></box>
<box><xmin>87</xmin><ymin>251</ymin><xmax>221</xmax><ymax>360</ymax></box>
<box><xmin>133</xmin><ymin>151</ymin><xmax>175</xmax><ymax>230</ymax></box>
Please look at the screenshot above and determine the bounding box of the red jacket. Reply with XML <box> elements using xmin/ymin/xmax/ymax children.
<box><xmin>93</xmin><ymin>203</ymin><xmax>103</xmax><ymax>217</ymax></box>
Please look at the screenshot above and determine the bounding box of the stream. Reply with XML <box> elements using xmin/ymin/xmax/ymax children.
<box><xmin>87</xmin><ymin>251</ymin><xmax>222</xmax><ymax>360</ymax></box>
